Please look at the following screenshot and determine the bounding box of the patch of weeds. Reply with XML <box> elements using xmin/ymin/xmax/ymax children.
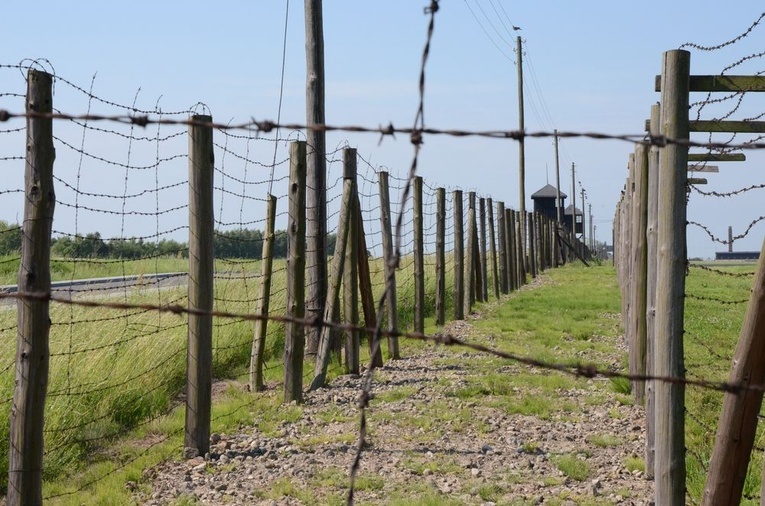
<box><xmin>266</xmin><ymin>477</ymin><xmax>314</xmax><ymax>503</ymax></box>
<box><xmin>552</xmin><ymin>453</ymin><xmax>591</xmax><ymax>481</ymax></box>
<box><xmin>615</xmin><ymin>394</ymin><xmax>634</xmax><ymax>406</ymax></box>
<box><xmin>312</xmin><ymin>467</ymin><xmax>347</xmax><ymax>488</ymax></box>
<box><xmin>609</xmin><ymin>376</ymin><xmax>631</xmax><ymax>395</ymax></box>
<box><xmin>171</xmin><ymin>494</ymin><xmax>201</xmax><ymax>505</ymax></box>
<box><xmin>475</xmin><ymin>482</ymin><xmax>505</xmax><ymax>501</ymax></box>
<box><xmin>354</xmin><ymin>473</ymin><xmax>385</xmax><ymax>491</ymax></box>
<box><xmin>315</xmin><ymin>404</ymin><xmax>354</xmax><ymax>424</ymax></box>
<box><xmin>521</xmin><ymin>441</ymin><xmax>541</xmax><ymax>454</ymax></box>
<box><xmin>624</xmin><ymin>456</ymin><xmax>645</xmax><ymax>474</ymax></box>
<box><xmin>388</xmin><ymin>481</ymin><xmax>463</xmax><ymax>506</ymax></box>
<box><xmin>587</xmin><ymin>434</ymin><xmax>623</xmax><ymax>448</ymax></box>
<box><xmin>609</xmin><ymin>407</ymin><xmax>626</xmax><ymax>419</ymax></box>
<box><xmin>374</xmin><ymin>385</ymin><xmax>419</xmax><ymax>403</ymax></box>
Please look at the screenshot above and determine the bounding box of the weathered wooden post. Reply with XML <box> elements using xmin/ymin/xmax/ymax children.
<box><xmin>284</xmin><ymin>141</ymin><xmax>307</xmax><ymax>403</ymax></box>
<box><xmin>702</xmin><ymin>238</ymin><xmax>765</xmax><ymax>505</ymax></box>
<box><xmin>465</xmin><ymin>192</ymin><xmax>476</xmax><ymax>315</ymax></box>
<box><xmin>354</xmin><ymin>194</ymin><xmax>383</xmax><ymax>368</ymax></box>
<box><xmin>507</xmin><ymin>209</ymin><xmax>517</xmax><ymax>291</ymax></box>
<box><xmin>496</xmin><ymin>201</ymin><xmax>508</xmax><ymax>294</ymax></box>
<box><xmin>9</xmin><ymin>69</ymin><xmax>55</xmax><ymax>506</ymax></box>
<box><xmin>487</xmin><ymin>198</ymin><xmax>500</xmax><ymax>299</ymax></box>
<box><xmin>528</xmin><ymin>212</ymin><xmax>537</xmax><ymax>278</ymax></box>
<box><xmin>645</xmin><ymin>103</ymin><xmax>661</xmax><ymax>480</ymax></box>
<box><xmin>453</xmin><ymin>190</ymin><xmax>464</xmax><ymax>320</ymax></box>
<box><xmin>343</xmin><ymin>149</ymin><xmax>360</xmax><ymax>374</ymax></box>
<box><xmin>654</xmin><ymin>49</ymin><xmax>690</xmax><ymax>506</ymax></box>
<box><xmin>378</xmin><ymin>171</ymin><xmax>399</xmax><ymax>359</ymax></box>
<box><xmin>479</xmin><ymin>197</ymin><xmax>488</xmax><ymax>301</ymax></box>
<box><xmin>250</xmin><ymin>194</ymin><xmax>277</xmax><ymax>392</ymax></box>
<box><xmin>186</xmin><ymin>113</ymin><xmax>214</xmax><ymax>457</ymax></box>
<box><xmin>311</xmin><ymin>150</ymin><xmax>354</xmax><ymax>389</ymax></box>
<box><xmin>631</xmin><ymin>145</ymin><xmax>649</xmax><ymax>403</ymax></box>
<box><xmin>413</xmin><ymin>176</ymin><xmax>425</xmax><ymax>333</ymax></box>
<box><xmin>435</xmin><ymin>187</ymin><xmax>446</xmax><ymax>325</ymax></box>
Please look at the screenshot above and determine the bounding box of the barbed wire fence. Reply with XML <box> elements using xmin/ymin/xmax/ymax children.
<box><xmin>0</xmin><ymin>47</ymin><xmax>583</xmax><ymax>500</ymax></box>
<box><xmin>615</xmin><ymin>9</ymin><xmax>765</xmax><ymax>505</ymax></box>
<box><xmin>2</xmin><ymin>3</ymin><xmax>765</xmax><ymax>505</ymax></box>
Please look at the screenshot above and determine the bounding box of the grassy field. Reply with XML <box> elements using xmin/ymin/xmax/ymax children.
<box><xmin>0</xmin><ymin>256</ymin><xmax>760</xmax><ymax>503</ymax></box>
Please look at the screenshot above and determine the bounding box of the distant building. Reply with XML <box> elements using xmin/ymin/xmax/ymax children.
<box><xmin>563</xmin><ymin>204</ymin><xmax>583</xmax><ymax>235</ymax></box>
<box><xmin>715</xmin><ymin>251</ymin><xmax>760</xmax><ymax>261</ymax></box>
<box><xmin>530</xmin><ymin>184</ymin><xmax>566</xmax><ymax>222</ymax></box>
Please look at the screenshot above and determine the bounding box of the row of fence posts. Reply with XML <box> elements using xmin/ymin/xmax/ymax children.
<box><xmin>615</xmin><ymin>48</ymin><xmax>765</xmax><ymax>506</ymax></box>
<box><xmin>9</xmin><ymin>68</ymin><xmax>581</xmax><ymax>505</ymax></box>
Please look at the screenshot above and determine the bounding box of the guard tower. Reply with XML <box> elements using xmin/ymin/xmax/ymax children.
<box><xmin>530</xmin><ymin>184</ymin><xmax>566</xmax><ymax>222</ymax></box>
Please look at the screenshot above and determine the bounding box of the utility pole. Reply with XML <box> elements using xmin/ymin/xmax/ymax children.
<box><xmin>581</xmin><ymin>187</ymin><xmax>586</xmax><ymax>253</ymax></box>
<box><xmin>305</xmin><ymin>0</ymin><xmax>327</xmax><ymax>357</ymax></box>
<box><xmin>588</xmin><ymin>203</ymin><xmax>593</xmax><ymax>250</ymax></box>
<box><xmin>516</xmin><ymin>35</ymin><xmax>527</xmax><ymax>267</ymax></box>
<box><xmin>570</xmin><ymin>163</ymin><xmax>576</xmax><ymax>238</ymax></box>
<box><xmin>554</xmin><ymin>130</ymin><xmax>561</xmax><ymax>223</ymax></box>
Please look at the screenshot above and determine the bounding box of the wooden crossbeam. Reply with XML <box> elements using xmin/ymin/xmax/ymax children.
<box><xmin>690</xmin><ymin>120</ymin><xmax>765</xmax><ymax>133</ymax></box>
<box><xmin>656</xmin><ymin>75</ymin><xmax>765</xmax><ymax>92</ymax></box>
<box><xmin>688</xmin><ymin>164</ymin><xmax>718</xmax><ymax>173</ymax></box>
<box><xmin>688</xmin><ymin>177</ymin><xmax>708</xmax><ymax>185</ymax></box>
<box><xmin>688</xmin><ymin>153</ymin><xmax>746</xmax><ymax>162</ymax></box>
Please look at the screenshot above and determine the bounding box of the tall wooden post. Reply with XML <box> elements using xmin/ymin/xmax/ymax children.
<box><xmin>507</xmin><ymin>210</ymin><xmax>518</xmax><ymax>290</ymax></box>
<box><xmin>479</xmin><ymin>197</ymin><xmax>488</xmax><ymax>301</ymax></box>
<box><xmin>413</xmin><ymin>176</ymin><xmax>425</xmax><ymax>333</ymax></box>
<box><xmin>654</xmin><ymin>49</ymin><xmax>689</xmax><ymax>506</ymax></box>
<box><xmin>250</xmin><ymin>194</ymin><xmax>277</xmax><ymax>392</ymax></box>
<box><xmin>487</xmin><ymin>198</ymin><xmax>500</xmax><ymax>299</ymax></box>
<box><xmin>528</xmin><ymin>212</ymin><xmax>537</xmax><ymax>278</ymax></box>
<box><xmin>702</xmin><ymin>240</ymin><xmax>765</xmax><ymax>504</ymax></box>
<box><xmin>465</xmin><ymin>192</ymin><xmax>476</xmax><ymax>314</ymax></box>
<box><xmin>631</xmin><ymin>145</ymin><xmax>649</xmax><ymax>403</ymax></box>
<box><xmin>453</xmin><ymin>190</ymin><xmax>464</xmax><ymax>320</ymax></box>
<box><xmin>645</xmin><ymin>103</ymin><xmax>661</xmax><ymax>480</ymax></box>
<box><xmin>435</xmin><ymin>187</ymin><xmax>446</xmax><ymax>325</ymax></box>
<box><xmin>9</xmin><ymin>69</ymin><xmax>55</xmax><ymax>506</ymax></box>
<box><xmin>284</xmin><ymin>141</ymin><xmax>307</xmax><ymax>403</ymax></box>
<box><xmin>343</xmin><ymin>149</ymin><xmax>360</xmax><ymax>374</ymax></box>
<box><xmin>304</xmin><ymin>0</ymin><xmax>327</xmax><ymax>358</ymax></box>
<box><xmin>496</xmin><ymin>201</ymin><xmax>508</xmax><ymax>294</ymax></box>
<box><xmin>378</xmin><ymin>171</ymin><xmax>399</xmax><ymax>359</ymax></box>
<box><xmin>185</xmin><ymin>114</ymin><xmax>215</xmax><ymax>457</ymax></box>
<box><xmin>354</xmin><ymin>197</ymin><xmax>383</xmax><ymax>368</ymax></box>
<box><xmin>311</xmin><ymin>152</ymin><xmax>354</xmax><ymax>390</ymax></box>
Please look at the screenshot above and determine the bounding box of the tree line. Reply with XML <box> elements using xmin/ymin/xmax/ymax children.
<box><xmin>0</xmin><ymin>221</ymin><xmax>336</xmax><ymax>259</ymax></box>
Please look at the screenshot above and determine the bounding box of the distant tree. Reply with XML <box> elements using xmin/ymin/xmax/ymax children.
<box><xmin>0</xmin><ymin>220</ymin><xmax>22</xmax><ymax>255</ymax></box>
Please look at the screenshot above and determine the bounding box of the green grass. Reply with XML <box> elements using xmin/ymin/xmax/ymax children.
<box><xmin>552</xmin><ymin>453</ymin><xmax>591</xmax><ymax>481</ymax></box>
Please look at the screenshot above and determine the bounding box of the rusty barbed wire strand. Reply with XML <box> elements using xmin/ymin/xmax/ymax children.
<box><xmin>9</xmin><ymin>108</ymin><xmax>765</xmax><ymax>151</ymax></box>
<box><xmin>688</xmin><ymin>217</ymin><xmax>765</xmax><ymax>244</ymax></box>
<box><xmin>690</xmin><ymin>181</ymin><xmax>765</xmax><ymax>198</ymax></box>
<box><xmin>680</xmin><ymin>12</ymin><xmax>765</xmax><ymax>51</ymax></box>
<box><xmin>685</xmin><ymin>293</ymin><xmax>749</xmax><ymax>305</ymax></box>
<box><xmin>689</xmin><ymin>264</ymin><xmax>754</xmax><ymax>278</ymax></box>
<box><xmin>3</xmin><ymin>289</ymin><xmax>764</xmax><ymax>395</ymax></box>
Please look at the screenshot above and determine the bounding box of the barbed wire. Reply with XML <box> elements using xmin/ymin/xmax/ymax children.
<box><xmin>3</xmin><ymin>289</ymin><xmax>764</xmax><ymax>396</ymax></box>
<box><xmin>688</xmin><ymin>217</ymin><xmax>765</xmax><ymax>244</ymax></box>
<box><xmin>688</xmin><ymin>264</ymin><xmax>754</xmax><ymax>277</ymax></box>
<box><xmin>10</xmin><ymin>108</ymin><xmax>765</xmax><ymax>151</ymax></box>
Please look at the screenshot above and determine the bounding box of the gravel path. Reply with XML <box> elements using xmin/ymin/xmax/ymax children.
<box><xmin>137</xmin><ymin>316</ymin><xmax>653</xmax><ymax>505</ymax></box>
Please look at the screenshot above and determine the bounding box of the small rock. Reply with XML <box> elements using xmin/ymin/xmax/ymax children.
<box><xmin>182</xmin><ymin>447</ymin><xmax>200</xmax><ymax>459</ymax></box>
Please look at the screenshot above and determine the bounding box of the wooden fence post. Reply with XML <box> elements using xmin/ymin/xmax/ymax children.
<box><xmin>479</xmin><ymin>197</ymin><xmax>488</xmax><ymax>301</ymax></box>
<box><xmin>631</xmin><ymin>145</ymin><xmax>649</xmax><ymax>403</ymax></box>
<box><xmin>453</xmin><ymin>190</ymin><xmax>464</xmax><ymax>320</ymax></box>
<box><xmin>378</xmin><ymin>171</ymin><xmax>399</xmax><ymax>359</ymax></box>
<box><xmin>284</xmin><ymin>141</ymin><xmax>307</xmax><ymax>403</ymax></box>
<box><xmin>9</xmin><ymin>69</ymin><xmax>55</xmax><ymax>506</ymax></box>
<box><xmin>354</xmin><ymin>195</ymin><xmax>383</xmax><ymax>368</ymax></box>
<box><xmin>465</xmin><ymin>192</ymin><xmax>476</xmax><ymax>315</ymax></box>
<box><xmin>435</xmin><ymin>187</ymin><xmax>446</xmax><ymax>325</ymax></box>
<box><xmin>645</xmin><ymin>103</ymin><xmax>661</xmax><ymax>480</ymax></box>
<box><xmin>702</xmin><ymin>240</ymin><xmax>765</xmax><ymax>505</ymax></box>
<box><xmin>343</xmin><ymin>149</ymin><xmax>360</xmax><ymax>374</ymax></box>
<box><xmin>311</xmin><ymin>154</ymin><xmax>354</xmax><ymax>390</ymax></box>
<box><xmin>528</xmin><ymin>212</ymin><xmax>537</xmax><ymax>278</ymax></box>
<box><xmin>413</xmin><ymin>176</ymin><xmax>425</xmax><ymax>333</ymax></box>
<box><xmin>250</xmin><ymin>194</ymin><xmax>277</xmax><ymax>392</ymax></box>
<box><xmin>654</xmin><ymin>49</ymin><xmax>690</xmax><ymax>506</ymax></box>
<box><xmin>487</xmin><ymin>198</ymin><xmax>500</xmax><ymax>299</ymax></box>
<box><xmin>185</xmin><ymin>114</ymin><xmax>215</xmax><ymax>457</ymax></box>
<box><xmin>507</xmin><ymin>209</ymin><xmax>516</xmax><ymax>291</ymax></box>
<box><xmin>496</xmin><ymin>201</ymin><xmax>508</xmax><ymax>294</ymax></box>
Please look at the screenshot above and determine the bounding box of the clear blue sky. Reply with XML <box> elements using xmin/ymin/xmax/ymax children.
<box><xmin>1</xmin><ymin>1</ymin><xmax>764</xmax><ymax>258</ymax></box>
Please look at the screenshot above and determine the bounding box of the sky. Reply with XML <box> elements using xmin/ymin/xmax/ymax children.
<box><xmin>1</xmin><ymin>1</ymin><xmax>765</xmax><ymax>259</ymax></box>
